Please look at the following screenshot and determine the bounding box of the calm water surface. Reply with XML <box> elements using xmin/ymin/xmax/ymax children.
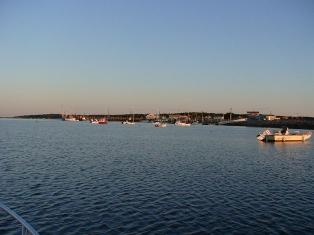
<box><xmin>0</xmin><ymin>119</ymin><xmax>313</xmax><ymax>234</ymax></box>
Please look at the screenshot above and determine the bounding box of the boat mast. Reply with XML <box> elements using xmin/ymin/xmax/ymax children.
<box><xmin>229</xmin><ymin>108</ymin><xmax>232</xmax><ymax>121</ymax></box>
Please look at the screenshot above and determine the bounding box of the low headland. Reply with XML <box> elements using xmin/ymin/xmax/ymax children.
<box><xmin>8</xmin><ymin>112</ymin><xmax>314</xmax><ymax>130</ymax></box>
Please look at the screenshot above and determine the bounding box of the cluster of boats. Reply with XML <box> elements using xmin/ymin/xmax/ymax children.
<box><xmin>153</xmin><ymin>120</ymin><xmax>191</xmax><ymax>128</ymax></box>
<box><xmin>63</xmin><ymin>116</ymin><xmax>108</xmax><ymax>125</ymax></box>
<box><xmin>63</xmin><ymin>115</ymin><xmax>312</xmax><ymax>142</ymax></box>
<box><xmin>63</xmin><ymin>115</ymin><xmax>194</xmax><ymax>128</ymax></box>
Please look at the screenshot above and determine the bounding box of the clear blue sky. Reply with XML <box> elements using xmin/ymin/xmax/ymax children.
<box><xmin>0</xmin><ymin>0</ymin><xmax>313</xmax><ymax>116</ymax></box>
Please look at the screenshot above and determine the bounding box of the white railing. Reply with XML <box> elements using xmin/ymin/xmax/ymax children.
<box><xmin>0</xmin><ymin>202</ymin><xmax>39</xmax><ymax>235</ymax></box>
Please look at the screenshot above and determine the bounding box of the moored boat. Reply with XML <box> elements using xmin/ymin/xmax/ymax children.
<box><xmin>90</xmin><ymin>119</ymin><xmax>98</xmax><ymax>124</ymax></box>
<box><xmin>97</xmin><ymin>118</ymin><xmax>108</xmax><ymax>124</ymax></box>
<box><xmin>175</xmin><ymin>121</ymin><xmax>191</xmax><ymax>127</ymax></box>
<box><xmin>122</xmin><ymin>120</ymin><xmax>135</xmax><ymax>125</ymax></box>
<box><xmin>90</xmin><ymin>118</ymin><xmax>108</xmax><ymax>125</ymax></box>
<box><xmin>257</xmin><ymin>127</ymin><xmax>312</xmax><ymax>142</ymax></box>
<box><xmin>122</xmin><ymin>112</ymin><xmax>135</xmax><ymax>125</ymax></box>
<box><xmin>154</xmin><ymin>121</ymin><xmax>167</xmax><ymax>128</ymax></box>
<box><xmin>62</xmin><ymin>114</ymin><xmax>79</xmax><ymax>121</ymax></box>
<box><xmin>63</xmin><ymin>117</ymin><xmax>79</xmax><ymax>122</ymax></box>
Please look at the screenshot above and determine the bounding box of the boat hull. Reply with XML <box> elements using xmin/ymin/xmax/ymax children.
<box><xmin>154</xmin><ymin>122</ymin><xmax>167</xmax><ymax>128</ymax></box>
<box><xmin>97</xmin><ymin>121</ymin><xmax>108</xmax><ymax>124</ymax></box>
<box><xmin>264</xmin><ymin>133</ymin><xmax>311</xmax><ymax>142</ymax></box>
<box><xmin>122</xmin><ymin>121</ymin><xmax>135</xmax><ymax>125</ymax></box>
<box><xmin>90</xmin><ymin>118</ymin><xmax>108</xmax><ymax>124</ymax></box>
<box><xmin>64</xmin><ymin>118</ymin><xmax>79</xmax><ymax>122</ymax></box>
<box><xmin>175</xmin><ymin>122</ymin><xmax>191</xmax><ymax>127</ymax></box>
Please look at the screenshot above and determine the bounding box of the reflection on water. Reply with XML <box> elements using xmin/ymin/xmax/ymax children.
<box><xmin>0</xmin><ymin>120</ymin><xmax>313</xmax><ymax>234</ymax></box>
<box><xmin>258</xmin><ymin>138</ymin><xmax>312</xmax><ymax>156</ymax></box>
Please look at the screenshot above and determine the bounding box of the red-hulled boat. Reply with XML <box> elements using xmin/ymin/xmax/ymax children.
<box><xmin>90</xmin><ymin>118</ymin><xmax>108</xmax><ymax>125</ymax></box>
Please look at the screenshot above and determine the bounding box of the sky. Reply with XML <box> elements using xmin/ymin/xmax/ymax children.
<box><xmin>0</xmin><ymin>0</ymin><xmax>313</xmax><ymax>116</ymax></box>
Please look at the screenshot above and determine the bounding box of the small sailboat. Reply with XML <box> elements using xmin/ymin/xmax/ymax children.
<box><xmin>122</xmin><ymin>112</ymin><xmax>135</xmax><ymax>125</ymax></box>
<box><xmin>257</xmin><ymin>127</ymin><xmax>312</xmax><ymax>142</ymax></box>
<box><xmin>153</xmin><ymin>111</ymin><xmax>167</xmax><ymax>128</ymax></box>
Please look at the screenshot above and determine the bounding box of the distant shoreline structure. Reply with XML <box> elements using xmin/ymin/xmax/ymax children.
<box><xmin>2</xmin><ymin>112</ymin><xmax>314</xmax><ymax>130</ymax></box>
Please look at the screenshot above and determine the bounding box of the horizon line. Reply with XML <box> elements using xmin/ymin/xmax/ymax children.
<box><xmin>2</xmin><ymin>112</ymin><xmax>314</xmax><ymax>119</ymax></box>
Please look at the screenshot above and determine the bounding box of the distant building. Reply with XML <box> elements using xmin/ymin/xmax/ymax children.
<box><xmin>247</xmin><ymin>111</ymin><xmax>259</xmax><ymax>117</ymax></box>
<box><xmin>265</xmin><ymin>114</ymin><xmax>277</xmax><ymax>121</ymax></box>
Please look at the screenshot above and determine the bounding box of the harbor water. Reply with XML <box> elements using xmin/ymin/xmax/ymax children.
<box><xmin>0</xmin><ymin>119</ymin><xmax>313</xmax><ymax>234</ymax></box>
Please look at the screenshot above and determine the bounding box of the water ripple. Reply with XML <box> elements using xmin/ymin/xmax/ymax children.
<box><xmin>0</xmin><ymin>120</ymin><xmax>314</xmax><ymax>234</ymax></box>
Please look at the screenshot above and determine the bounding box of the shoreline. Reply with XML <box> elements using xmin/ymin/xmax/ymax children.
<box><xmin>2</xmin><ymin>113</ymin><xmax>314</xmax><ymax>130</ymax></box>
<box><xmin>223</xmin><ymin>120</ymin><xmax>314</xmax><ymax>130</ymax></box>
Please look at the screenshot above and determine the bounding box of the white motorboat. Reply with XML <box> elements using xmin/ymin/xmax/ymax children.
<box><xmin>257</xmin><ymin>127</ymin><xmax>312</xmax><ymax>142</ymax></box>
<box><xmin>62</xmin><ymin>114</ymin><xmax>79</xmax><ymax>122</ymax></box>
<box><xmin>122</xmin><ymin>120</ymin><xmax>135</xmax><ymax>125</ymax></box>
<box><xmin>64</xmin><ymin>117</ymin><xmax>79</xmax><ymax>122</ymax></box>
<box><xmin>175</xmin><ymin>121</ymin><xmax>191</xmax><ymax>127</ymax></box>
<box><xmin>154</xmin><ymin>122</ymin><xmax>167</xmax><ymax>128</ymax></box>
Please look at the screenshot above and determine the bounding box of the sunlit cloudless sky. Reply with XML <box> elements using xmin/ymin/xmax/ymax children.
<box><xmin>0</xmin><ymin>0</ymin><xmax>313</xmax><ymax>116</ymax></box>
